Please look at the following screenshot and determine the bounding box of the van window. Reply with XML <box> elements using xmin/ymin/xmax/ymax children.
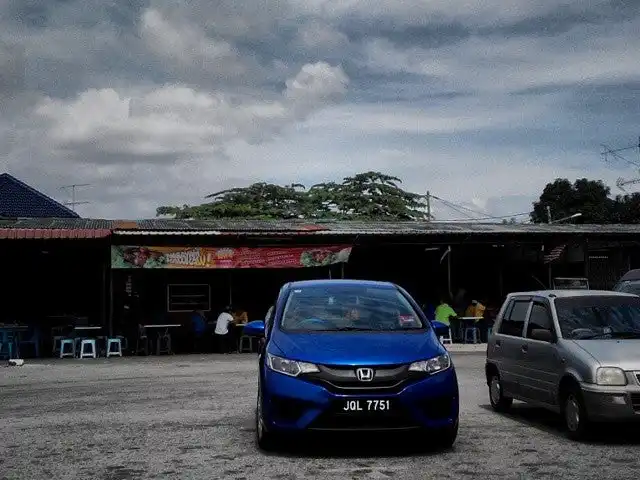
<box><xmin>526</xmin><ymin>303</ymin><xmax>553</xmax><ymax>337</ymax></box>
<box><xmin>498</xmin><ymin>299</ymin><xmax>529</xmax><ymax>337</ymax></box>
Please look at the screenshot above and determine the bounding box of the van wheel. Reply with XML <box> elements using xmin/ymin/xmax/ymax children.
<box><xmin>562</xmin><ymin>386</ymin><xmax>590</xmax><ymax>440</ymax></box>
<box><xmin>489</xmin><ymin>373</ymin><xmax>513</xmax><ymax>412</ymax></box>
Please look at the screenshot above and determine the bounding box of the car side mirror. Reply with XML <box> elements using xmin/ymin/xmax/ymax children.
<box><xmin>530</xmin><ymin>328</ymin><xmax>554</xmax><ymax>342</ymax></box>
<box><xmin>243</xmin><ymin>320</ymin><xmax>265</xmax><ymax>337</ymax></box>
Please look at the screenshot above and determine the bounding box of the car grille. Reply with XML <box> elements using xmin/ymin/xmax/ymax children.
<box><xmin>630</xmin><ymin>393</ymin><xmax>640</xmax><ymax>412</ymax></box>
<box><xmin>307</xmin><ymin>400</ymin><xmax>420</xmax><ymax>431</ymax></box>
<box><xmin>304</xmin><ymin>364</ymin><xmax>423</xmax><ymax>394</ymax></box>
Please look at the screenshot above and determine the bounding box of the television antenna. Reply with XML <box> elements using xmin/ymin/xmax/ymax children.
<box><xmin>60</xmin><ymin>183</ymin><xmax>91</xmax><ymax>211</ymax></box>
<box><xmin>601</xmin><ymin>137</ymin><xmax>640</xmax><ymax>191</ymax></box>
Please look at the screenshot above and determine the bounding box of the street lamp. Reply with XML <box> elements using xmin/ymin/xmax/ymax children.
<box><xmin>549</xmin><ymin>212</ymin><xmax>582</xmax><ymax>224</ymax></box>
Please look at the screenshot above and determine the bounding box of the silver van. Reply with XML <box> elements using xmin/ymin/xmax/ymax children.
<box><xmin>485</xmin><ymin>290</ymin><xmax>640</xmax><ymax>439</ymax></box>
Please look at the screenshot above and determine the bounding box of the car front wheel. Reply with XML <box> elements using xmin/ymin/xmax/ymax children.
<box><xmin>255</xmin><ymin>387</ymin><xmax>279</xmax><ymax>451</ymax></box>
<box><xmin>421</xmin><ymin>418</ymin><xmax>458</xmax><ymax>451</ymax></box>
<box><xmin>489</xmin><ymin>372</ymin><xmax>513</xmax><ymax>412</ymax></box>
<box><xmin>439</xmin><ymin>418</ymin><xmax>458</xmax><ymax>449</ymax></box>
<box><xmin>562</xmin><ymin>386</ymin><xmax>590</xmax><ymax>440</ymax></box>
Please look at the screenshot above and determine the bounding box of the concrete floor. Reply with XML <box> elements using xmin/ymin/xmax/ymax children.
<box><xmin>1</xmin><ymin>353</ymin><xmax>639</xmax><ymax>479</ymax></box>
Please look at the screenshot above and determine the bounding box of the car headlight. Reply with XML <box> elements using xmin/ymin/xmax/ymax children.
<box><xmin>596</xmin><ymin>367</ymin><xmax>627</xmax><ymax>386</ymax></box>
<box><xmin>266</xmin><ymin>353</ymin><xmax>319</xmax><ymax>377</ymax></box>
<box><xmin>408</xmin><ymin>354</ymin><xmax>451</xmax><ymax>374</ymax></box>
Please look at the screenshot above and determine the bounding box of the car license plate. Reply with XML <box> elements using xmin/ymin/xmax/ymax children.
<box><xmin>342</xmin><ymin>399</ymin><xmax>392</xmax><ymax>412</ymax></box>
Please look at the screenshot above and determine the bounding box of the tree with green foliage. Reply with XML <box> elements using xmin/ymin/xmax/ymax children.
<box><xmin>309</xmin><ymin>172</ymin><xmax>430</xmax><ymax>220</ymax></box>
<box><xmin>156</xmin><ymin>171</ymin><xmax>430</xmax><ymax>220</ymax></box>
<box><xmin>156</xmin><ymin>183</ymin><xmax>308</xmax><ymax>219</ymax></box>
<box><xmin>530</xmin><ymin>178</ymin><xmax>615</xmax><ymax>224</ymax></box>
<box><xmin>611</xmin><ymin>192</ymin><xmax>640</xmax><ymax>223</ymax></box>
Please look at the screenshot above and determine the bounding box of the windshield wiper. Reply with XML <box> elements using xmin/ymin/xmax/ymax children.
<box><xmin>330</xmin><ymin>326</ymin><xmax>373</xmax><ymax>331</ymax></box>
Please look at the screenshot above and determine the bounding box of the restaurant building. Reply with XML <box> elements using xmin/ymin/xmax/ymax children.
<box><xmin>2</xmin><ymin>217</ymin><xmax>640</xmax><ymax>356</ymax></box>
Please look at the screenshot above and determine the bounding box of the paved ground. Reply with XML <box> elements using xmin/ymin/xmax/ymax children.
<box><xmin>1</xmin><ymin>353</ymin><xmax>640</xmax><ymax>480</ymax></box>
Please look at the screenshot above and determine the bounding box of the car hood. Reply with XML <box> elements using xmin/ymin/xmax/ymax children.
<box><xmin>573</xmin><ymin>339</ymin><xmax>640</xmax><ymax>370</ymax></box>
<box><xmin>271</xmin><ymin>330</ymin><xmax>445</xmax><ymax>366</ymax></box>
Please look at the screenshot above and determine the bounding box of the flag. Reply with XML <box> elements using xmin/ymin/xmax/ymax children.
<box><xmin>544</xmin><ymin>244</ymin><xmax>567</xmax><ymax>263</ymax></box>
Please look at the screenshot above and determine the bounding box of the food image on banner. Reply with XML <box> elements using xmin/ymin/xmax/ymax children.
<box><xmin>111</xmin><ymin>245</ymin><xmax>352</xmax><ymax>269</ymax></box>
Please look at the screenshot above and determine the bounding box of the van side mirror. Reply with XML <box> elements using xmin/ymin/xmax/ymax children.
<box><xmin>530</xmin><ymin>328</ymin><xmax>554</xmax><ymax>342</ymax></box>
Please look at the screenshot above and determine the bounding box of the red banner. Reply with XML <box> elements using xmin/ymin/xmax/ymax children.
<box><xmin>111</xmin><ymin>245</ymin><xmax>351</xmax><ymax>269</ymax></box>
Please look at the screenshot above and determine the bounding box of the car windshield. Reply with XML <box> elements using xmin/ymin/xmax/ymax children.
<box><xmin>614</xmin><ymin>280</ymin><xmax>640</xmax><ymax>296</ymax></box>
<box><xmin>555</xmin><ymin>296</ymin><xmax>640</xmax><ymax>339</ymax></box>
<box><xmin>280</xmin><ymin>284</ymin><xmax>426</xmax><ymax>332</ymax></box>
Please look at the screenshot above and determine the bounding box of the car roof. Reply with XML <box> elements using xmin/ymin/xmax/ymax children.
<box><xmin>619</xmin><ymin>269</ymin><xmax>640</xmax><ymax>282</ymax></box>
<box><xmin>286</xmin><ymin>279</ymin><xmax>397</xmax><ymax>289</ymax></box>
<box><xmin>507</xmin><ymin>289</ymin><xmax>637</xmax><ymax>299</ymax></box>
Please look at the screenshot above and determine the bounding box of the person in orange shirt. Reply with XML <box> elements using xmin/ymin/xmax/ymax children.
<box><xmin>233</xmin><ymin>308</ymin><xmax>248</xmax><ymax>324</ymax></box>
<box><xmin>473</xmin><ymin>300</ymin><xmax>486</xmax><ymax>318</ymax></box>
<box><xmin>465</xmin><ymin>300</ymin><xmax>485</xmax><ymax>319</ymax></box>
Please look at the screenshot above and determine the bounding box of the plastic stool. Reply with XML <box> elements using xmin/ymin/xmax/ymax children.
<box><xmin>79</xmin><ymin>339</ymin><xmax>97</xmax><ymax>359</ymax></box>
<box><xmin>52</xmin><ymin>336</ymin><xmax>63</xmax><ymax>356</ymax></box>
<box><xmin>464</xmin><ymin>327</ymin><xmax>479</xmax><ymax>344</ymax></box>
<box><xmin>0</xmin><ymin>341</ymin><xmax>13</xmax><ymax>359</ymax></box>
<box><xmin>106</xmin><ymin>338</ymin><xmax>122</xmax><ymax>357</ymax></box>
<box><xmin>439</xmin><ymin>328</ymin><xmax>453</xmax><ymax>345</ymax></box>
<box><xmin>238</xmin><ymin>335</ymin><xmax>253</xmax><ymax>353</ymax></box>
<box><xmin>1</xmin><ymin>332</ymin><xmax>17</xmax><ymax>359</ymax></box>
<box><xmin>60</xmin><ymin>338</ymin><xmax>75</xmax><ymax>358</ymax></box>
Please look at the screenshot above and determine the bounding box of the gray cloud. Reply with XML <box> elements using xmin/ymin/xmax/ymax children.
<box><xmin>0</xmin><ymin>0</ymin><xmax>638</xmax><ymax>219</ymax></box>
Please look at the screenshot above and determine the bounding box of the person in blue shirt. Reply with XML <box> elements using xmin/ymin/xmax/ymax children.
<box><xmin>190</xmin><ymin>310</ymin><xmax>207</xmax><ymax>353</ymax></box>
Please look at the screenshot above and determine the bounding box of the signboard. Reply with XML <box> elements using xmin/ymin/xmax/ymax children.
<box><xmin>111</xmin><ymin>245</ymin><xmax>352</xmax><ymax>269</ymax></box>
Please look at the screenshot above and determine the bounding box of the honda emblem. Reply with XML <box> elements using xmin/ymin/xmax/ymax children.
<box><xmin>356</xmin><ymin>368</ymin><xmax>374</xmax><ymax>382</ymax></box>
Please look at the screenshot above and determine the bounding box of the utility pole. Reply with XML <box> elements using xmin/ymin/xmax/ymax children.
<box><xmin>426</xmin><ymin>191</ymin><xmax>431</xmax><ymax>221</ymax></box>
<box><xmin>546</xmin><ymin>205</ymin><xmax>551</xmax><ymax>224</ymax></box>
<box><xmin>60</xmin><ymin>183</ymin><xmax>90</xmax><ymax>211</ymax></box>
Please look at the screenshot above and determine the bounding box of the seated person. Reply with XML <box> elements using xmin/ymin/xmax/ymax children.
<box><xmin>233</xmin><ymin>308</ymin><xmax>248</xmax><ymax>325</ymax></box>
<box><xmin>190</xmin><ymin>310</ymin><xmax>208</xmax><ymax>353</ymax></box>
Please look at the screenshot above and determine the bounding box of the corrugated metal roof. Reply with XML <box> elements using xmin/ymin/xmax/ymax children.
<box><xmin>0</xmin><ymin>218</ymin><xmax>112</xmax><ymax>229</ymax></box>
<box><xmin>110</xmin><ymin>220</ymin><xmax>640</xmax><ymax>236</ymax></box>
<box><xmin>115</xmin><ymin>230</ymin><xmax>222</xmax><ymax>235</ymax></box>
<box><xmin>134</xmin><ymin>219</ymin><xmax>330</xmax><ymax>231</ymax></box>
<box><xmin>2</xmin><ymin>217</ymin><xmax>640</xmax><ymax>237</ymax></box>
<box><xmin>0</xmin><ymin>228</ymin><xmax>111</xmax><ymax>239</ymax></box>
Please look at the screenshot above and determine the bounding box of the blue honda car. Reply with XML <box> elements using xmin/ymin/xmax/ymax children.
<box><xmin>243</xmin><ymin>279</ymin><xmax>459</xmax><ymax>450</ymax></box>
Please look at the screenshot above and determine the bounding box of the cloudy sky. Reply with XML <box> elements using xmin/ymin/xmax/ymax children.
<box><xmin>1</xmin><ymin>0</ymin><xmax>639</xmax><ymax>220</ymax></box>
